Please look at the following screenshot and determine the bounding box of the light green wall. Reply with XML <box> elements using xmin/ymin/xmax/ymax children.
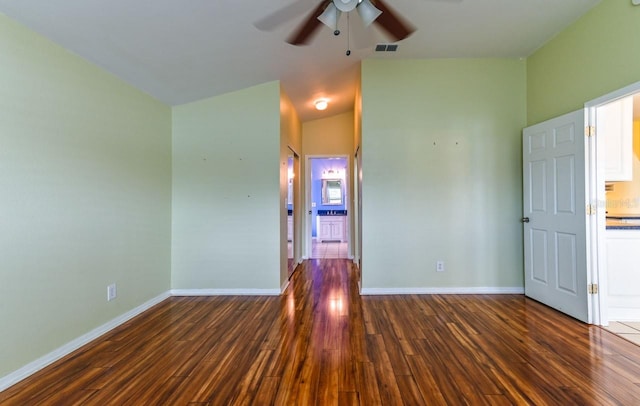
<box><xmin>0</xmin><ymin>14</ymin><xmax>172</xmax><ymax>377</ymax></box>
<box><xmin>361</xmin><ymin>58</ymin><xmax>526</xmax><ymax>290</ymax></box>
<box><xmin>171</xmin><ymin>82</ymin><xmax>282</xmax><ymax>291</ymax></box>
<box><xmin>527</xmin><ymin>0</ymin><xmax>640</xmax><ymax>125</ymax></box>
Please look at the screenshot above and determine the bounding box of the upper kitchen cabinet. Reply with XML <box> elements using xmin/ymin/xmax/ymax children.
<box><xmin>600</xmin><ymin>95</ymin><xmax>633</xmax><ymax>181</ymax></box>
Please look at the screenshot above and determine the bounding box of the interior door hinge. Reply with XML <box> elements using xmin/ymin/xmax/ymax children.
<box><xmin>586</xmin><ymin>204</ymin><xmax>596</xmax><ymax>215</ymax></box>
<box><xmin>585</xmin><ymin>125</ymin><xmax>595</xmax><ymax>137</ymax></box>
<box><xmin>588</xmin><ymin>284</ymin><xmax>599</xmax><ymax>294</ymax></box>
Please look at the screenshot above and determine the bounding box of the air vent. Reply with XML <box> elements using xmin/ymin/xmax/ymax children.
<box><xmin>375</xmin><ymin>43</ymin><xmax>398</xmax><ymax>52</ymax></box>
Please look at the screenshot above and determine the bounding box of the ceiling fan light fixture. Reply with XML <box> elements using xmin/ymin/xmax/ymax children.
<box><xmin>315</xmin><ymin>98</ymin><xmax>329</xmax><ymax>111</ymax></box>
<box><xmin>357</xmin><ymin>0</ymin><xmax>382</xmax><ymax>27</ymax></box>
<box><xmin>317</xmin><ymin>3</ymin><xmax>342</xmax><ymax>31</ymax></box>
<box><xmin>333</xmin><ymin>0</ymin><xmax>359</xmax><ymax>12</ymax></box>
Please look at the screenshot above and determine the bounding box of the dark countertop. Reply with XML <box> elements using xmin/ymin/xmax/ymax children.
<box><xmin>317</xmin><ymin>209</ymin><xmax>347</xmax><ymax>216</ymax></box>
<box><xmin>607</xmin><ymin>214</ymin><xmax>640</xmax><ymax>219</ymax></box>
<box><xmin>606</xmin><ymin>214</ymin><xmax>640</xmax><ymax>230</ymax></box>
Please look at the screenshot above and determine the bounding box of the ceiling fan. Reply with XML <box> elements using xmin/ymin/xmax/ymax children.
<box><xmin>255</xmin><ymin>0</ymin><xmax>420</xmax><ymax>46</ymax></box>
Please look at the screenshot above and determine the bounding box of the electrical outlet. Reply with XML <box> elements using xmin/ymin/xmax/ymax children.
<box><xmin>436</xmin><ymin>261</ymin><xmax>445</xmax><ymax>272</ymax></box>
<box><xmin>107</xmin><ymin>283</ymin><xmax>117</xmax><ymax>301</ymax></box>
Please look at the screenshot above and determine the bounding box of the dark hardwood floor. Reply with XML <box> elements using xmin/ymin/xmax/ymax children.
<box><xmin>2</xmin><ymin>259</ymin><xmax>640</xmax><ymax>405</ymax></box>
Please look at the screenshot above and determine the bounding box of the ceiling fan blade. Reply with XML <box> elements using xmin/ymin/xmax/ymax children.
<box><xmin>371</xmin><ymin>0</ymin><xmax>416</xmax><ymax>42</ymax></box>
<box><xmin>286</xmin><ymin>1</ymin><xmax>331</xmax><ymax>46</ymax></box>
<box><xmin>254</xmin><ymin>0</ymin><xmax>314</xmax><ymax>32</ymax></box>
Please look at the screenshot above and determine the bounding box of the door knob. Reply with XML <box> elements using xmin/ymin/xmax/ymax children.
<box><xmin>521</xmin><ymin>217</ymin><xmax>530</xmax><ymax>223</ymax></box>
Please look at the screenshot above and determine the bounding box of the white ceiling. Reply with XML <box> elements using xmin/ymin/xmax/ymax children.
<box><xmin>0</xmin><ymin>0</ymin><xmax>601</xmax><ymax>121</ymax></box>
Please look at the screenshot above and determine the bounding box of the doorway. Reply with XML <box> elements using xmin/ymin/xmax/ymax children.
<box><xmin>306</xmin><ymin>156</ymin><xmax>350</xmax><ymax>259</ymax></box>
<box><xmin>287</xmin><ymin>147</ymin><xmax>300</xmax><ymax>278</ymax></box>
<box><xmin>522</xmin><ymin>80</ymin><xmax>640</xmax><ymax>326</ymax></box>
<box><xmin>586</xmin><ymin>82</ymin><xmax>640</xmax><ymax>326</ymax></box>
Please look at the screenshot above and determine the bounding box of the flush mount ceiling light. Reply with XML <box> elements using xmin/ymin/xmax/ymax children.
<box><xmin>315</xmin><ymin>98</ymin><xmax>329</xmax><ymax>111</ymax></box>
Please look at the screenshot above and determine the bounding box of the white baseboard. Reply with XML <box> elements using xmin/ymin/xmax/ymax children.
<box><xmin>170</xmin><ymin>288</ymin><xmax>281</xmax><ymax>296</ymax></box>
<box><xmin>280</xmin><ymin>280</ymin><xmax>290</xmax><ymax>294</ymax></box>
<box><xmin>360</xmin><ymin>287</ymin><xmax>525</xmax><ymax>295</ymax></box>
<box><xmin>608</xmin><ymin>308</ymin><xmax>640</xmax><ymax>322</ymax></box>
<box><xmin>0</xmin><ymin>291</ymin><xmax>170</xmax><ymax>392</ymax></box>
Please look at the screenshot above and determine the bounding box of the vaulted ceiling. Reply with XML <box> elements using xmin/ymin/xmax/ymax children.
<box><xmin>0</xmin><ymin>0</ymin><xmax>601</xmax><ymax>121</ymax></box>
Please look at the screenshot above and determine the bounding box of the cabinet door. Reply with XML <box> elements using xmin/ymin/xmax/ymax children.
<box><xmin>319</xmin><ymin>222</ymin><xmax>332</xmax><ymax>241</ymax></box>
<box><xmin>331</xmin><ymin>219</ymin><xmax>344</xmax><ymax>241</ymax></box>
<box><xmin>600</xmin><ymin>96</ymin><xmax>633</xmax><ymax>181</ymax></box>
<box><xmin>605</xmin><ymin>232</ymin><xmax>640</xmax><ymax>321</ymax></box>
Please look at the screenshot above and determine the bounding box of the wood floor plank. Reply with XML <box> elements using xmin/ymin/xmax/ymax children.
<box><xmin>404</xmin><ymin>353</ymin><xmax>451</xmax><ymax>406</ymax></box>
<box><xmin>363</xmin><ymin>333</ymin><xmax>405</xmax><ymax>405</ymax></box>
<box><xmin>252</xmin><ymin>376</ymin><xmax>280</xmax><ymax>405</ymax></box>
<box><xmin>356</xmin><ymin>361</ymin><xmax>383</xmax><ymax>405</ymax></box>
<box><xmin>337</xmin><ymin>391</ymin><xmax>360</xmax><ymax>406</ymax></box>
<box><xmin>317</xmin><ymin>349</ymin><xmax>340</xmax><ymax>405</ymax></box>
<box><xmin>2</xmin><ymin>259</ymin><xmax>640</xmax><ymax>405</ymax></box>
<box><xmin>395</xmin><ymin>374</ymin><xmax>427</xmax><ymax>405</ymax></box>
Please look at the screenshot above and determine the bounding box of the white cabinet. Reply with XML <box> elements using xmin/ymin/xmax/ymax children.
<box><xmin>605</xmin><ymin>230</ymin><xmax>640</xmax><ymax>321</ymax></box>
<box><xmin>317</xmin><ymin>216</ymin><xmax>346</xmax><ymax>242</ymax></box>
<box><xmin>600</xmin><ymin>95</ymin><xmax>633</xmax><ymax>181</ymax></box>
<box><xmin>287</xmin><ymin>215</ymin><xmax>293</xmax><ymax>242</ymax></box>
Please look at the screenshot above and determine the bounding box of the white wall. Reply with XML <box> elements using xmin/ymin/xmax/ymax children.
<box><xmin>0</xmin><ymin>14</ymin><xmax>172</xmax><ymax>378</ymax></box>
<box><xmin>360</xmin><ymin>58</ymin><xmax>527</xmax><ymax>292</ymax></box>
<box><xmin>606</xmin><ymin>121</ymin><xmax>640</xmax><ymax>213</ymax></box>
<box><xmin>171</xmin><ymin>82</ymin><xmax>282</xmax><ymax>292</ymax></box>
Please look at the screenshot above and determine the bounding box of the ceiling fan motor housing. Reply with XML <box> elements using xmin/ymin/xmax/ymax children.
<box><xmin>334</xmin><ymin>0</ymin><xmax>359</xmax><ymax>12</ymax></box>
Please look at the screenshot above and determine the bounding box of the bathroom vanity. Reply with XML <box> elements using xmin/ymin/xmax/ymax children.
<box><xmin>316</xmin><ymin>210</ymin><xmax>347</xmax><ymax>242</ymax></box>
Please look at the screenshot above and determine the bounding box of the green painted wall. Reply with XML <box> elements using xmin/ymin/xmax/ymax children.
<box><xmin>361</xmin><ymin>58</ymin><xmax>526</xmax><ymax>290</ymax></box>
<box><xmin>527</xmin><ymin>0</ymin><xmax>640</xmax><ymax>125</ymax></box>
<box><xmin>171</xmin><ymin>82</ymin><xmax>282</xmax><ymax>291</ymax></box>
<box><xmin>0</xmin><ymin>14</ymin><xmax>172</xmax><ymax>377</ymax></box>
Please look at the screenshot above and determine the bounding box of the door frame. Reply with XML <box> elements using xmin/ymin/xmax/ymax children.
<box><xmin>523</xmin><ymin>110</ymin><xmax>592</xmax><ymax>323</ymax></box>
<box><xmin>304</xmin><ymin>154</ymin><xmax>351</xmax><ymax>260</ymax></box>
<box><xmin>287</xmin><ymin>146</ymin><xmax>301</xmax><ymax>277</ymax></box>
<box><xmin>585</xmin><ymin>80</ymin><xmax>640</xmax><ymax>326</ymax></box>
<box><xmin>354</xmin><ymin>146</ymin><xmax>362</xmax><ymax>290</ymax></box>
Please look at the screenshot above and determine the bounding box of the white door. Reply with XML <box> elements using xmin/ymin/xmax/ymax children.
<box><xmin>523</xmin><ymin>110</ymin><xmax>590</xmax><ymax>323</ymax></box>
